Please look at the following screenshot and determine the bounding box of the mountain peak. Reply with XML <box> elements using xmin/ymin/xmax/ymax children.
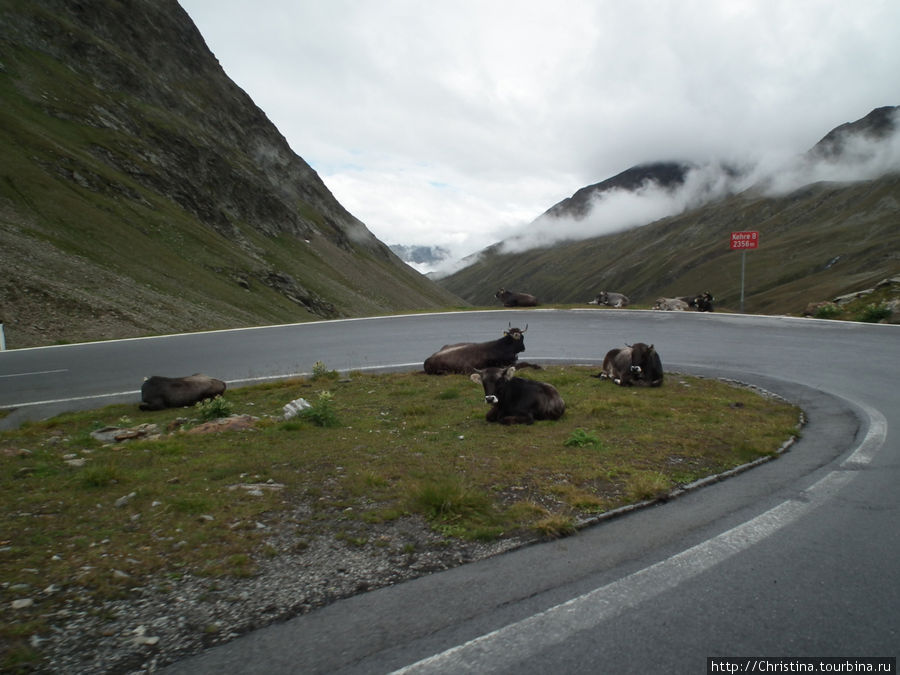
<box><xmin>808</xmin><ymin>105</ymin><xmax>899</xmax><ymax>160</ymax></box>
<box><xmin>544</xmin><ymin>161</ymin><xmax>692</xmax><ymax>221</ymax></box>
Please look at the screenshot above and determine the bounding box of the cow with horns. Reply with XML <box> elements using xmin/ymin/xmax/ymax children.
<box><xmin>495</xmin><ymin>288</ymin><xmax>539</xmax><ymax>307</ymax></box>
<box><xmin>596</xmin><ymin>343</ymin><xmax>664</xmax><ymax>387</ymax></box>
<box><xmin>423</xmin><ymin>324</ymin><xmax>538</xmax><ymax>375</ymax></box>
<box><xmin>470</xmin><ymin>366</ymin><xmax>565</xmax><ymax>425</ymax></box>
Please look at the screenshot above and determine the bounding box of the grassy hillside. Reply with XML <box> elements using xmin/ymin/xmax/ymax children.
<box><xmin>0</xmin><ymin>0</ymin><xmax>463</xmax><ymax>348</ymax></box>
<box><xmin>438</xmin><ymin>174</ymin><xmax>900</xmax><ymax>315</ymax></box>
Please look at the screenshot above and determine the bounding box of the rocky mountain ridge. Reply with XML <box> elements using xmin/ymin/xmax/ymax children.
<box><xmin>0</xmin><ymin>0</ymin><xmax>461</xmax><ymax>348</ymax></box>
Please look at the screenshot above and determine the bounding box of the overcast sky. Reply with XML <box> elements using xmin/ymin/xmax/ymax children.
<box><xmin>178</xmin><ymin>0</ymin><xmax>900</xmax><ymax>270</ymax></box>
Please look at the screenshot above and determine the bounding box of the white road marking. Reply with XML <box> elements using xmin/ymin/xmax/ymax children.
<box><xmin>0</xmin><ymin>369</ymin><xmax>68</xmax><ymax>379</ymax></box>
<box><xmin>5</xmin><ymin>390</ymin><xmax>140</xmax><ymax>408</ymax></box>
<box><xmin>3</xmin><ymin>363</ymin><xmax>426</xmax><ymax>408</ymax></box>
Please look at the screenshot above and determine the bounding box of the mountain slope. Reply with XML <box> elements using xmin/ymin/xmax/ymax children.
<box><xmin>0</xmin><ymin>0</ymin><xmax>462</xmax><ymax>348</ymax></box>
<box><xmin>439</xmin><ymin>109</ymin><xmax>900</xmax><ymax>314</ymax></box>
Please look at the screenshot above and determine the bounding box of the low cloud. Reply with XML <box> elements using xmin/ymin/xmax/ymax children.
<box><xmin>756</xmin><ymin>110</ymin><xmax>900</xmax><ymax>195</ymax></box>
<box><xmin>496</xmin><ymin>112</ymin><xmax>900</xmax><ymax>256</ymax></box>
<box><xmin>498</xmin><ymin>161</ymin><xmax>753</xmax><ymax>254</ymax></box>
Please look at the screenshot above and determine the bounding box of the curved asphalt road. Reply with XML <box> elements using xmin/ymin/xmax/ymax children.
<box><xmin>1</xmin><ymin>310</ymin><xmax>897</xmax><ymax>672</ymax></box>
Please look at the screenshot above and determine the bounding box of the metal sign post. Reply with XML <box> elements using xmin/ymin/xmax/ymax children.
<box><xmin>730</xmin><ymin>231</ymin><xmax>759</xmax><ymax>313</ymax></box>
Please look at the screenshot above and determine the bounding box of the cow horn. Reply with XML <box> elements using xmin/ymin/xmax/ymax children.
<box><xmin>522</xmin><ymin>324</ymin><xmax>528</xmax><ymax>332</ymax></box>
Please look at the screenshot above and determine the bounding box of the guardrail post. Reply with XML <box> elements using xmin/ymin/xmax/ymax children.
<box><xmin>0</xmin><ymin>323</ymin><xmax>6</xmax><ymax>351</ymax></box>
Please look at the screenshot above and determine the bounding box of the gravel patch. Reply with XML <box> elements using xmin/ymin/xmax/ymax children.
<box><xmin>36</xmin><ymin>512</ymin><xmax>527</xmax><ymax>674</ymax></box>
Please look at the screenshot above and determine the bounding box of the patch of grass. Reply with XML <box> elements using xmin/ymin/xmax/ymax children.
<box><xmin>533</xmin><ymin>515</ymin><xmax>578</xmax><ymax>539</ymax></box>
<box><xmin>856</xmin><ymin>302</ymin><xmax>892</xmax><ymax>323</ymax></box>
<box><xmin>0</xmin><ymin>366</ymin><xmax>800</xmax><ymax>661</ymax></box>
<box><xmin>299</xmin><ymin>390</ymin><xmax>341</xmax><ymax>427</ymax></box>
<box><xmin>311</xmin><ymin>361</ymin><xmax>339</xmax><ymax>380</ymax></box>
<box><xmin>625</xmin><ymin>470</ymin><xmax>672</xmax><ymax>501</ymax></box>
<box><xmin>194</xmin><ymin>396</ymin><xmax>234</xmax><ymax>421</ymax></box>
<box><xmin>814</xmin><ymin>303</ymin><xmax>842</xmax><ymax>319</ymax></box>
<box><xmin>77</xmin><ymin>464</ymin><xmax>121</xmax><ymax>489</ymax></box>
<box><xmin>563</xmin><ymin>428</ymin><xmax>601</xmax><ymax>448</ymax></box>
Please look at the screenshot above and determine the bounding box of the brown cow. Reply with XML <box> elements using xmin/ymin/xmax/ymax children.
<box><xmin>424</xmin><ymin>324</ymin><xmax>540</xmax><ymax>374</ymax></box>
<box><xmin>139</xmin><ymin>373</ymin><xmax>226</xmax><ymax>411</ymax></box>
<box><xmin>495</xmin><ymin>288</ymin><xmax>539</xmax><ymax>307</ymax></box>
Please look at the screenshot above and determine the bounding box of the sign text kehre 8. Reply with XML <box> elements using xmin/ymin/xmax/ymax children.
<box><xmin>730</xmin><ymin>231</ymin><xmax>759</xmax><ymax>250</ymax></box>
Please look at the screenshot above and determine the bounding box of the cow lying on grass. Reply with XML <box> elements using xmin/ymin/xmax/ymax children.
<box><xmin>596</xmin><ymin>343</ymin><xmax>663</xmax><ymax>387</ymax></box>
<box><xmin>140</xmin><ymin>373</ymin><xmax>226</xmax><ymax>411</ymax></box>
<box><xmin>470</xmin><ymin>366</ymin><xmax>565</xmax><ymax>424</ymax></box>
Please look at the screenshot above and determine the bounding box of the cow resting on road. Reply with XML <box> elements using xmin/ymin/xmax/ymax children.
<box><xmin>589</xmin><ymin>291</ymin><xmax>629</xmax><ymax>308</ymax></box>
<box><xmin>495</xmin><ymin>288</ymin><xmax>539</xmax><ymax>307</ymax></box>
<box><xmin>683</xmin><ymin>291</ymin><xmax>714</xmax><ymax>312</ymax></box>
<box><xmin>470</xmin><ymin>366</ymin><xmax>565</xmax><ymax>424</ymax></box>
<box><xmin>596</xmin><ymin>343</ymin><xmax>663</xmax><ymax>387</ymax></box>
<box><xmin>654</xmin><ymin>297</ymin><xmax>690</xmax><ymax>311</ymax></box>
<box><xmin>423</xmin><ymin>324</ymin><xmax>539</xmax><ymax>375</ymax></box>
<box><xmin>140</xmin><ymin>373</ymin><xmax>227</xmax><ymax>411</ymax></box>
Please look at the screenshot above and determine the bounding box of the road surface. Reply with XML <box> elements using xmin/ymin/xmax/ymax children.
<box><xmin>1</xmin><ymin>309</ymin><xmax>897</xmax><ymax>672</ymax></box>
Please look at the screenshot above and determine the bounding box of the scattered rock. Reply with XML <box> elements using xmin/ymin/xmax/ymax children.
<box><xmin>2</xmin><ymin>447</ymin><xmax>32</xmax><ymax>457</ymax></box>
<box><xmin>184</xmin><ymin>415</ymin><xmax>258</xmax><ymax>435</ymax></box>
<box><xmin>114</xmin><ymin>491</ymin><xmax>137</xmax><ymax>508</ymax></box>
<box><xmin>90</xmin><ymin>424</ymin><xmax>159</xmax><ymax>444</ymax></box>
<box><xmin>12</xmin><ymin>598</ymin><xmax>34</xmax><ymax>609</ymax></box>
<box><xmin>283</xmin><ymin>398</ymin><xmax>311</xmax><ymax>419</ymax></box>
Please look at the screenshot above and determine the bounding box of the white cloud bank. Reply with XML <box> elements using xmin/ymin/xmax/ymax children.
<box><xmin>495</xmin><ymin>110</ymin><xmax>900</xmax><ymax>256</ymax></box>
<box><xmin>178</xmin><ymin>0</ymin><xmax>900</xmax><ymax>270</ymax></box>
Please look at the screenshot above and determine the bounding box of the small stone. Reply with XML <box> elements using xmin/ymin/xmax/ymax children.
<box><xmin>12</xmin><ymin>598</ymin><xmax>34</xmax><ymax>609</ymax></box>
<box><xmin>115</xmin><ymin>492</ymin><xmax>137</xmax><ymax>508</ymax></box>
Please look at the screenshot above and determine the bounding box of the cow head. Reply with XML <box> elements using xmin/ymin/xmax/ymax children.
<box><xmin>503</xmin><ymin>322</ymin><xmax>527</xmax><ymax>341</ymax></box>
<box><xmin>470</xmin><ymin>366</ymin><xmax>515</xmax><ymax>404</ymax></box>
<box><xmin>627</xmin><ymin>343</ymin><xmax>656</xmax><ymax>375</ymax></box>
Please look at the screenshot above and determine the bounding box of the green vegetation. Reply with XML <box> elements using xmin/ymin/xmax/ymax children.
<box><xmin>438</xmin><ymin>176</ymin><xmax>900</xmax><ymax>317</ymax></box>
<box><xmin>297</xmin><ymin>390</ymin><xmax>341</xmax><ymax>428</ymax></box>
<box><xmin>0</xmin><ymin>365</ymin><xmax>799</xmax><ymax>668</ymax></box>
<box><xmin>194</xmin><ymin>395</ymin><xmax>234</xmax><ymax>422</ymax></box>
<box><xmin>809</xmin><ymin>285</ymin><xmax>899</xmax><ymax>323</ymax></box>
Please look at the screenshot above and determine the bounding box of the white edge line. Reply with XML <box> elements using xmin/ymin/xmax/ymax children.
<box><xmin>3</xmin><ymin>363</ymin><xmax>427</xmax><ymax>409</ymax></box>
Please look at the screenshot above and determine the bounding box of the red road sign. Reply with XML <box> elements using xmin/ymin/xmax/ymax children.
<box><xmin>730</xmin><ymin>231</ymin><xmax>759</xmax><ymax>250</ymax></box>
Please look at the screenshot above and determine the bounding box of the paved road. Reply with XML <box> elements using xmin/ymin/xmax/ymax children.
<box><xmin>2</xmin><ymin>310</ymin><xmax>898</xmax><ymax>671</ymax></box>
